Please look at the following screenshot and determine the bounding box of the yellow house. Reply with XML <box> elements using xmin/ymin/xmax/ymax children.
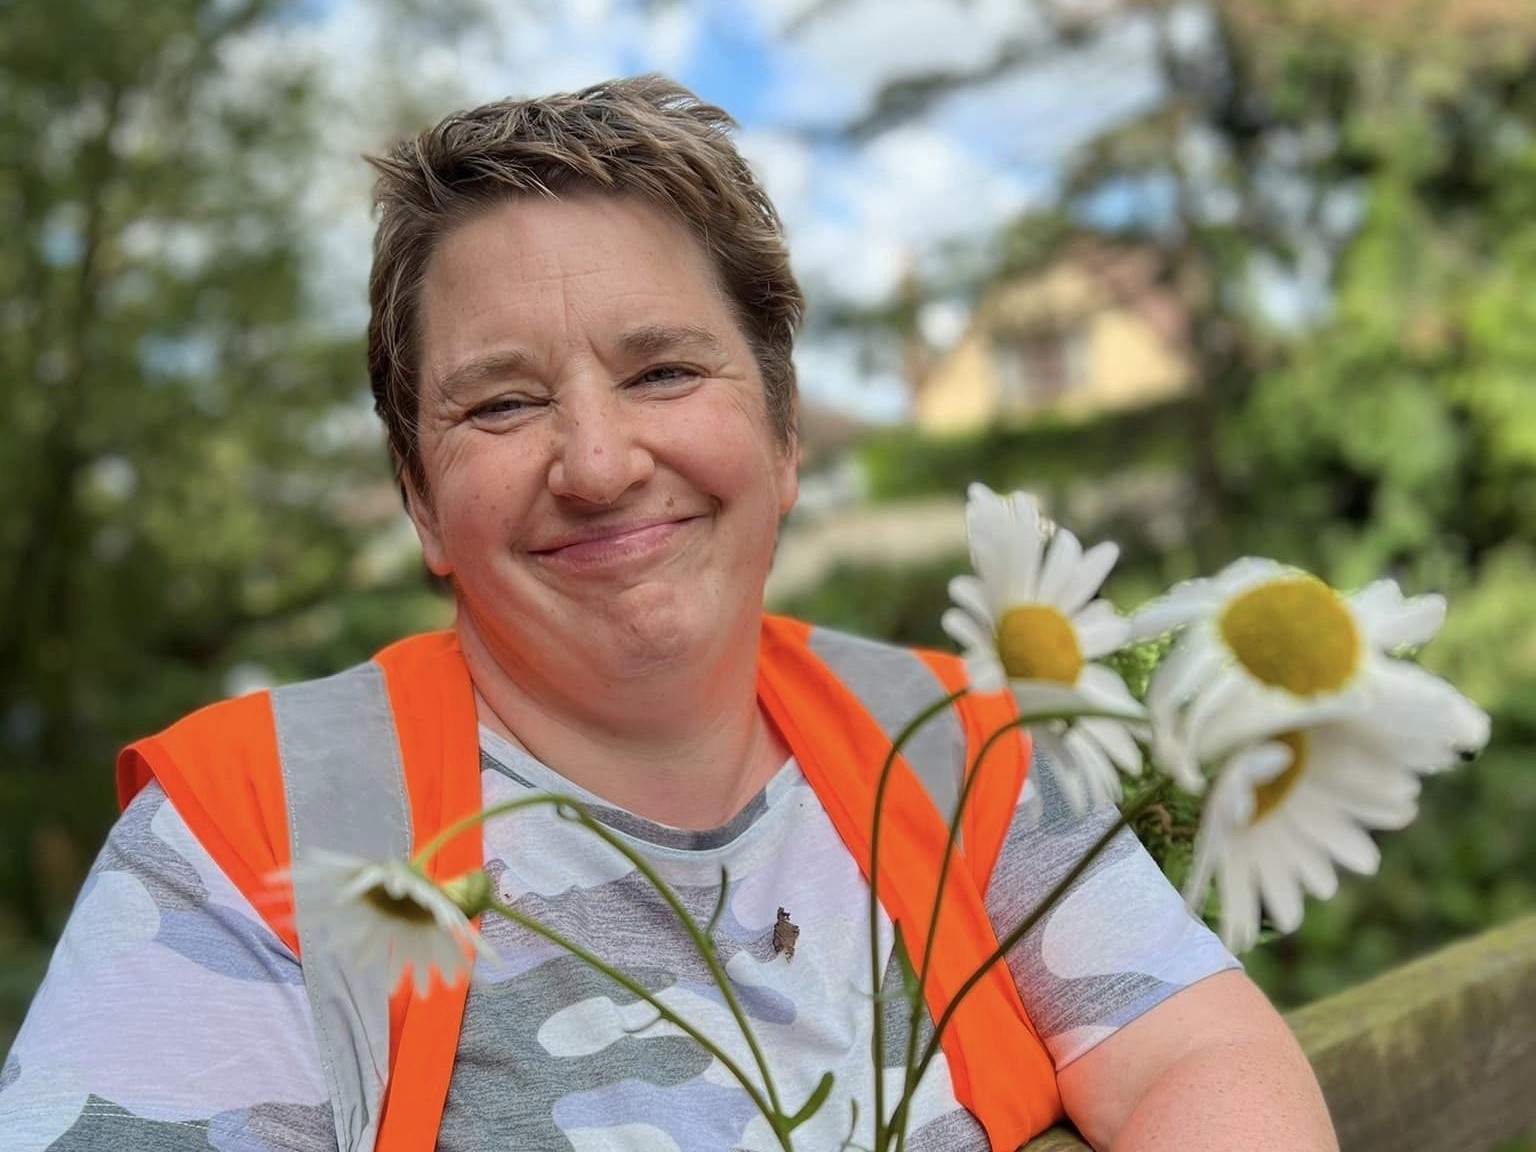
<box><xmin>912</xmin><ymin>242</ymin><xmax>1194</xmax><ymax>434</ymax></box>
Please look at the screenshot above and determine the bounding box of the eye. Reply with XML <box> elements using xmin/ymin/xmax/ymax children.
<box><xmin>630</xmin><ymin>364</ymin><xmax>698</xmax><ymax>388</ymax></box>
<box><xmin>467</xmin><ymin>395</ymin><xmax>540</xmax><ymax>425</ymax></box>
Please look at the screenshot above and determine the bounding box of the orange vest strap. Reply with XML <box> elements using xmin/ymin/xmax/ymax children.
<box><xmin>912</xmin><ymin>648</ymin><xmax>1033</xmax><ymax>895</ymax></box>
<box><xmin>116</xmin><ymin>690</ymin><xmax>299</xmax><ymax>955</ymax></box>
<box><xmin>758</xmin><ymin>617</ymin><xmax>1062</xmax><ymax>1147</ymax></box>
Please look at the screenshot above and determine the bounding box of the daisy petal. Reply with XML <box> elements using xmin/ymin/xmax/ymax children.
<box><xmin>947</xmin><ymin>575</ymin><xmax>995</xmax><ymax>630</ymax></box>
<box><xmin>1056</xmin><ymin>726</ymin><xmax>1117</xmax><ymax>814</ymax></box>
<box><xmin>1349</xmin><ymin>581</ymin><xmax>1446</xmax><ymax>650</ymax></box>
<box><xmin>1131</xmin><ymin>558</ymin><xmax>1288</xmax><ymax>642</ymax></box>
<box><xmin>963</xmin><ymin>648</ymin><xmax>1007</xmax><ymax>694</ymax></box>
<box><xmin>1072</xmin><ymin>599</ymin><xmax>1132</xmax><ymax>659</ymax></box>
<box><xmin>1256</xmin><ymin>852</ymin><xmax>1306</xmax><ymax>934</ymax></box>
<box><xmin>1011</xmin><ymin>681</ymin><xmax>1100</xmax><ymax>718</ymax></box>
<box><xmin>965</xmin><ymin>485</ymin><xmax>1015</xmax><ymax>614</ymax></box>
<box><xmin>1146</xmin><ymin>627</ymin><xmax>1224</xmax><ymax>718</ymax></box>
<box><xmin>1037</xmin><ymin>525</ymin><xmax>1085</xmax><ymax>609</ymax></box>
<box><xmin>941</xmin><ymin>606</ymin><xmax>992</xmax><ymax>654</ymax></box>
<box><xmin>1129</xmin><ymin>584</ymin><xmax>1225</xmax><ymax>640</ymax></box>
<box><xmin>1034</xmin><ymin>728</ymin><xmax>1087</xmax><ymax>816</ymax></box>
<box><xmin>1219</xmin><ymin>850</ymin><xmax>1261</xmax><ymax>953</ymax></box>
<box><xmin>1079</xmin><ymin>716</ymin><xmax>1144</xmax><ymax>777</ymax></box>
<box><xmin>1003</xmin><ymin>490</ymin><xmax>1046</xmax><ymax>603</ymax></box>
<box><xmin>1363</xmin><ymin>658</ymin><xmax>1491</xmax><ymax>771</ymax></box>
<box><xmin>1075</xmin><ymin>663</ymin><xmax>1146</xmax><ymax>718</ymax></box>
<box><xmin>1058</xmin><ymin>541</ymin><xmax>1120</xmax><ymax>616</ymax></box>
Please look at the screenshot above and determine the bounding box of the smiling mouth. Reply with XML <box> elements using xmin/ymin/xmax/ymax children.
<box><xmin>531</xmin><ymin>516</ymin><xmax>700</xmax><ymax>569</ymax></box>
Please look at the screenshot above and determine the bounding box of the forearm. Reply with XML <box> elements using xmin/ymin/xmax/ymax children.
<box><xmin>1109</xmin><ymin>1037</ymin><xmax>1337</xmax><ymax>1152</ymax></box>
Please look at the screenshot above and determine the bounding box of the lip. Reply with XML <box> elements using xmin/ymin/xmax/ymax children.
<box><xmin>530</xmin><ymin>516</ymin><xmax>700</xmax><ymax>571</ymax></box>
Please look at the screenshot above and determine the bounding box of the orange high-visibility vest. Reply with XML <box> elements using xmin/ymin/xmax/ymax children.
<box><xmin>117</xmin><ymin>619</ymin><xmax>1064</xmax><ymax>1150</ymax></box>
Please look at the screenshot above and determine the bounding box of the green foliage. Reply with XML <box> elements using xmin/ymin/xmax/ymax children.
<box><xmin>775</xmin><ymin>554</ymin><xmax>961</xmax><ymax>652</ymax></box>
<box><xmin>0</xmin><ymin>0</ymin><xmax>451</xmax><ymax>1031</ymax></box>
<box><xmin>857</xmin><ymin>400</ymin><xmax>1193</xmax><ymax>505</ymax></box>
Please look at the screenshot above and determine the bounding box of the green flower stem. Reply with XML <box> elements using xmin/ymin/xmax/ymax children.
<box><xmin>888</xmin><ymin>704</ymin><xmax>1148</xmax><ymax>1151</ymax></box>
<box><xmin>410</xmin><ymin>792</ymin><xmax>555</xmax><ymax>872</ymax></box>
<box><xmin>868</xmin><ymin>689</ymin><xmax>968</xmax><ymax>1150</ymax></box>
<box><xmin>484</xmin><ymin>896</ymin><xmax>796</xmax><ymax>1151</ymax></box>
<box><xmin>892</xmin><ymin>713</ymin><xmax>1026</xmax><ymax>1152</ymax></box>
<box><xmin>413</xmin><ymin>792</ymin><xmax>788</xmax><ymax>1134</ymax></box>
<box><xmin>549</xmin><ymin>806</ymin><xmax>788</xmax><ymax>1125</ymax></box>
<box><xmin>901</xmin><ymin>776</ymin><xmax>1170</xmax><ymax>1120</ymax></box>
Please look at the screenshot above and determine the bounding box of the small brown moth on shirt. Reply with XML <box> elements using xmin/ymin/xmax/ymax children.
<box><xmin>773</xmin><ymin>907</ymin><xmax>800</xmax><ymax>961</ymax></box>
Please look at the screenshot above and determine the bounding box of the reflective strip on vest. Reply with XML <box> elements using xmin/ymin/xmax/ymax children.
<box><xmin>272</xmin><ymin>662</ymin><xmax>413</xmax><ymax>1152</ymax></box>
<box><xmin>808</xmin><ymin>627</ymin><xmax>967</xmax><ymax>839</ymax></box>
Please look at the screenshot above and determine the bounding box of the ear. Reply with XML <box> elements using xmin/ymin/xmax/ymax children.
<box><xmin>404</xmin><ymin>475</ymin><xmax>453</xmax><ymax>578</ymax></box>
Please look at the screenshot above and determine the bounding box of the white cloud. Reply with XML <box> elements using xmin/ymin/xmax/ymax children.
<box><xmin>758</xmin><ymin>0</ymin><xmax>1037</xmax><ymax>124</ymax></box>
<box><xmin>783</xmin><ymin>125</ymin><xmax>1040</xmax><ymax>307</ymax></box>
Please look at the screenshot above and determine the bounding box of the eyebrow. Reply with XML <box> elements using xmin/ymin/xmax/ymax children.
<box><xmin>435</xmin><ymin>348</ymin><xmax>539</xmax><ymax>403</ymax></box>
<box><xmin>433</xmin><ymin>323</ymin><xmax>729</xmax><ymax>403</ymax></box>
<box><xmin>614</xmin><ymin>322</ymin><xmax>727</xmax><ymax>359</ymax></box>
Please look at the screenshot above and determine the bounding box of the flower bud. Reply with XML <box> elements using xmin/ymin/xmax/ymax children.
<box><xmin>440</xmin><ymin>870</ymin><xmax>495</xmax><ymax>917</ymax></box>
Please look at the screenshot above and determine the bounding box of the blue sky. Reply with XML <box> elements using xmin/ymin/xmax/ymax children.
<box><xmin>657</xmin><ymin>0</ymin><xmax>779</xmax><ymax>128</ymax></box>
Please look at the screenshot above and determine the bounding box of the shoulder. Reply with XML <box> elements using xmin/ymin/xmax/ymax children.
<box><xmin>987</xmin><ymin>753</ymin><xmax>1239</xmax><ymax>1069</ymax></box>
<box><xmin>116</xmin><ymin>688</ymin><xmax>291</xmax><ymax>918</ymax></box>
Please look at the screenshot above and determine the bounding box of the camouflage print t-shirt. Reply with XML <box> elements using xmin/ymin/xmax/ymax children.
<box><xmin>1</xmin><ymin>729</ymin><xmax>1237</xmax><ymax>1151</ymax></box>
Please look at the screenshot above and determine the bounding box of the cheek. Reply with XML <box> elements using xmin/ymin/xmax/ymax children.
<box><xmin>432</xmin><ymin>439</ymin><xmax>546</xmax><ymax>552</ymax></box>
<box><xmin>665</xmin><ymin>395</ymin><xmax>781</xmax><ymax>490</ymax></box>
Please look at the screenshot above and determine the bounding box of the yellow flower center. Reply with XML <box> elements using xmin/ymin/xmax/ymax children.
<box><xmin>364</xmin><ymin>883</ymin><xmax>437</xmax><ymax>925</ymax></box>
<box><xmin>1251</xmin><ymin>731</ymin><xmax>1307</xmax><ymax>824</ymax></box>
<box><xmin>1218</xmin><ymin>575</ymin><xmax>1360</xmax><ymax>696</ymax></box>
<box><xmin>996</xmin><ymin>605</ymin><xmax>1083</xmax><ymax>684</ymax></box>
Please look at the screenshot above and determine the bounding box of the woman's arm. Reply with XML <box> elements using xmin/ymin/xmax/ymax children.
<box><xmin>1057</xmin><ymin>968</ymin><xmax>1337</xmax><ymax>1151</ymax></box>
<box><xmin>985</xmin><ymin>747</ymin><xmax>1334</xmax><ymax>1149</ymax></box>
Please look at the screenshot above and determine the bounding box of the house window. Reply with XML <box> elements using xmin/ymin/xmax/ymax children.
<box><xmin>994</xmin><ymin>326</ymin><xmax>1089</xmax><ymax>411</ymax></box>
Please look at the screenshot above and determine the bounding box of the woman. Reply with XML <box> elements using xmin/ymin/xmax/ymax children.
<box><xmin>1</xmin><ymin>77</ymin><xmax>1336</xmax><ymax>1151</ymax></box>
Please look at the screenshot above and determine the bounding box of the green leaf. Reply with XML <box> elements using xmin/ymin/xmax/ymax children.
<box><xmin>784</xmin><ymin>1071</ymin><xmax>835</xmax><ymax>1132</ymax></box>
<box><xmin>705</xmin><ymin>867</ymin><xmax>731</xmax><ymax>939</ymax></box>
<box><xmin>890</xmin><ymin>926</ymin><xmax>921</xmax><ymax>1003</ymax></box>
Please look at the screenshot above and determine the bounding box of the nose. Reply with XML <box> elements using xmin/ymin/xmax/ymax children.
<box><xmin>546</xmin><ymin>389</ymin><xmax>654</xmax><ymax>506</ymax></box>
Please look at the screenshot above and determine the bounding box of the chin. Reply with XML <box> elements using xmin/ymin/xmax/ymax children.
<box><xmin>597</xmin><ymin>585</ymin><xmax>731</xmax><ymax>677</ymax></box>
<box><xmin>599</xmin><ymin>586</ymin><xmax>706</xmax><ymax>666</ymax></box>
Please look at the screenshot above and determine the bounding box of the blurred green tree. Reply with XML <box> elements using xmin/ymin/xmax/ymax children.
<box><xmin>0</xmin><ymin>0</ymin><xmax>453</xmax><ymax>1035</ymax></box>
<box><xmin>823</xmin><ymin>0</ymin><xmax>1536</xmax><ymax>565</ymax></box>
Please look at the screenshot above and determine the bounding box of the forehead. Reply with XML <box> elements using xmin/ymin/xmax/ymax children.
<box><xmin>417</xmin><ymin>194</ymin><xmax>744</xmax><ymax>375</ymax></box>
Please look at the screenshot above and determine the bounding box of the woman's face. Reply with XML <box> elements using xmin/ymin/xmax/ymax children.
<box><xmin>408</xmin><ymin>193</ymin><xmax>798</xmax><ymax>690</ymax></box>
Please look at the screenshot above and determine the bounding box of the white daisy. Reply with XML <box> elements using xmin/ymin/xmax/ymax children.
<box><xmin>942</xmin><ymin>483</ymin><xmax>1146</xmax><ymax>813</ymax></box>
<box><xmin>1132</xmin><ymin>561</ymin><xmax>1491</xmax><ymax>950</ymax></box>
<box><xmin>1133</xmin><ymin>560</ymin><xmax>1475</xmax><ymax>789</ymax></box>
<box><xmin>285</xmin><ymin>851</ymin><xmax>495</xmax><ymax>996</ymax></box>
<box><xmin>1181</xmin><ymin>671</ymin><xmax>1489</xmax><ymax>952</ymax></box>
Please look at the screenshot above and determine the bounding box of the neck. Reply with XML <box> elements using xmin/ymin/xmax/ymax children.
<box><xmin>456</xmin><ymin>611</ymin><xmax>789</xmax><ymax>830</ymax></box>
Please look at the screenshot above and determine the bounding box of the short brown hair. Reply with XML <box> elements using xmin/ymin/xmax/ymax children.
<box><xmin>365</xmin><ymin>75</ymin><xmax>804</xmax><ymax>500</ymax></box>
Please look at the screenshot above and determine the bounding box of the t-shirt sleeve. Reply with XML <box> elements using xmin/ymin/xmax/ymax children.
<box><xmin>0</xmin><ymin>781</ymin><xmax>336</xmax><ymax>1152</ymax></box>
<box><xmin>984</xmin><ymin>745</ymin><xmax>1240</xmax><ymax>1071</ymax></box>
